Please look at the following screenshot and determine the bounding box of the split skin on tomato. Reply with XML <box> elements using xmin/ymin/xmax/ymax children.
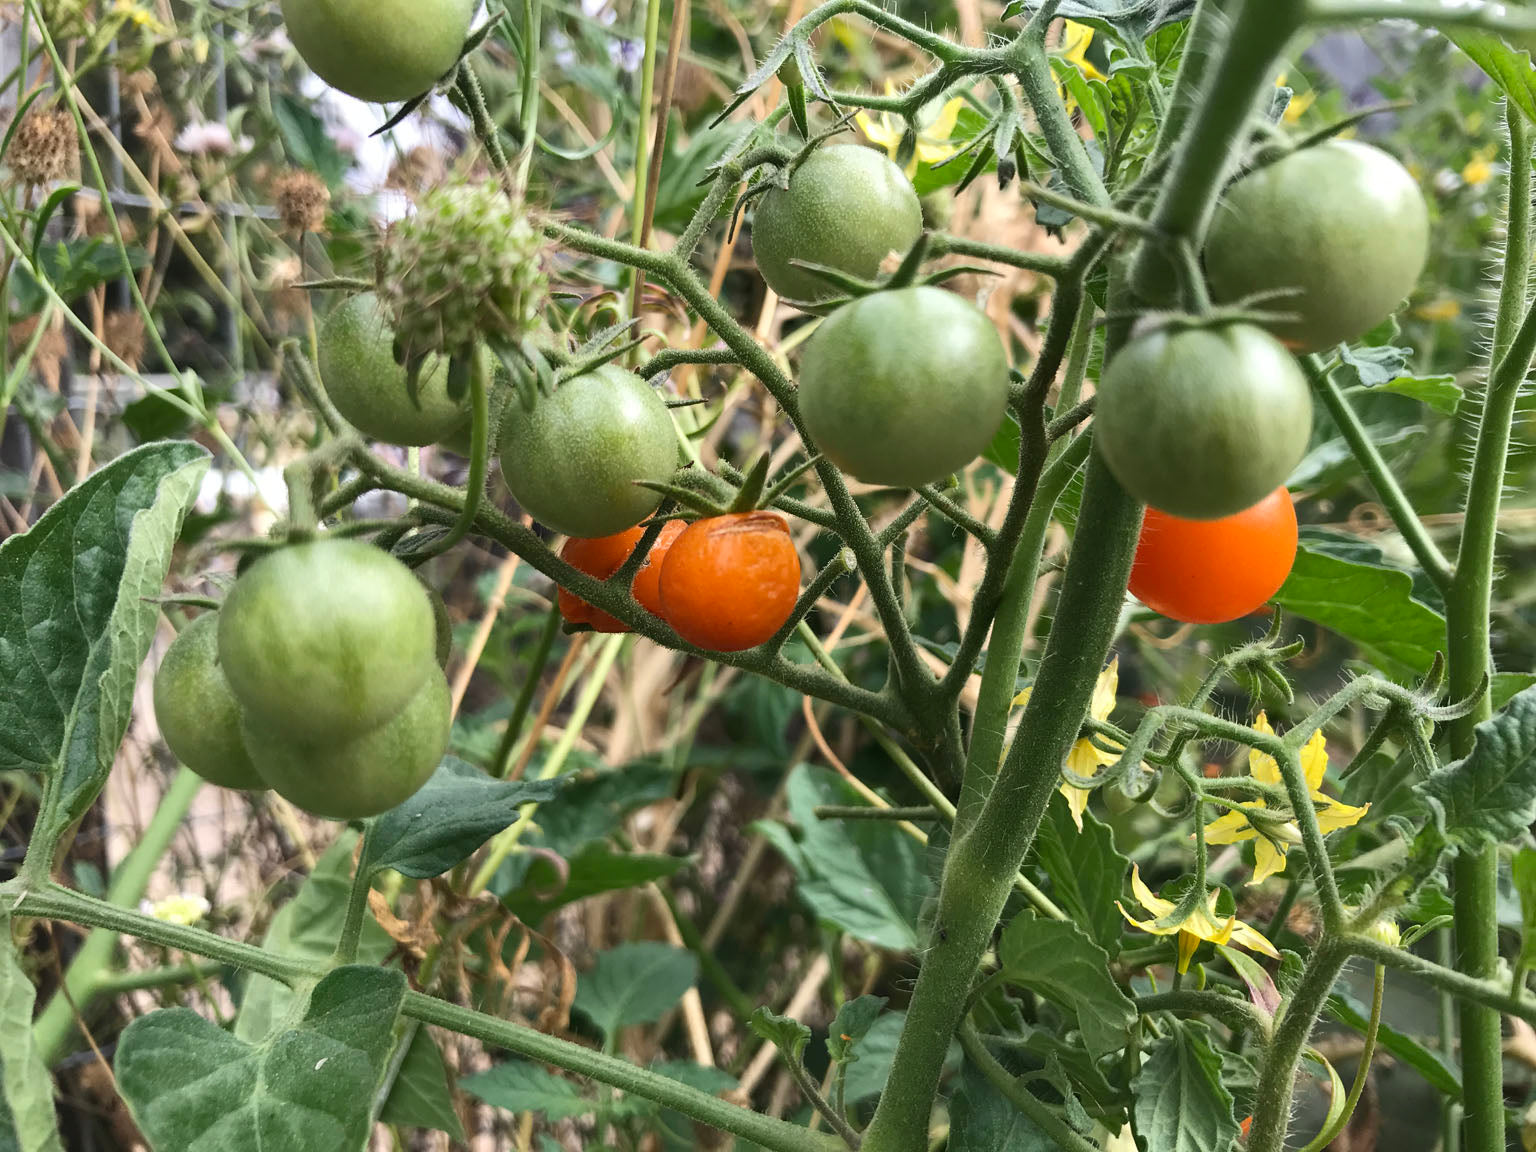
<box><xmin>1094</xmin><ymin>322</ymin><xmax>1312</xmax><ymax>521</ymax></box>
<box><xmin>1205</xmin><ymin>140</ymin><xmax>1429</xmax><ymax>353</ymax></box>
<box><xmin>500</xmin><ymin>365</ymin><xmax>679</xmax><ymax>539</ymax></box>
<box><xmin>242</xmin><ymin>665</ymin><xmax>451</xmax><ymax>820</ymax></box>
<box><xmin>558</xmin><ymin>521</ymin><xmax>687</xmax><ymax>632</ymax></box>
<box><xmin>798</xmin><ymin>286</ymin><xmax>1010</xmax><ymax>489</ymax></box>
<box><xmin>278</xmin><ymin>0</ymin><xmax>475</xmax><ymax>104</ymax></box>
<box><xmin>218</xmin><ymin>538</ymin><xmax>438</xmax><ymax>744</ymax></box>
<box><xmin>1130</xmin><ymin>488</ymin><xmax>1299</xmax><ymax>624</ymax></box>
<box><xmin>751</xmin><ymin>144</ymin><xmax>924</xmax><ymax>303</ymax></box>
<box><xmin>318</xmin><ymin>292</ymin><xmax>469</xmax><ymax>448</ymax></box>
<box><xmin>660</xmin><ymin>513</ymin><xmax>801</xmax><ymax>652</ymax></box>
<box><xmin>152</xmin><ymin>614</ymin><xmax>266</xmax><ymax>791</ymax></box>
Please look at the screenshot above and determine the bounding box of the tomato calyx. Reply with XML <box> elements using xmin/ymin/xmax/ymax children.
<box><xmin>637</xmin><ymin>451</ymin><xmax>821</xmax><ymax>521</ymax></box>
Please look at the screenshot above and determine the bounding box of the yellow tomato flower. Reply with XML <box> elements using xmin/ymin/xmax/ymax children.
<box><xmin>140</xmin><ymin>893</ymin><xmax>211</xmax><ymax>926</ymax></box>
<box><xmin>855</xmin><ymin>82</ymin><xmax>966</xmax><ymax>177</ymax></box>
<box><xmin>1414</xmin><ymin>297</ymin><xmax>1462</xmax><ymax>322</ymax></box>
<box><xmin>1463</xmin><ymin>146</ymin><xmax>1498</xmax><ymax>188</ymax></box>
<box><xmin>1203</xmin><ymin>714</ymin><xmax>1368</xmax><ymax>885</ymax></box>
<box><xmin>1014</xmin><ymin>658</ymin><xmax>1132</xmax><ymax>831</ymax></box>
<box><xmin>1056</xmin><ymin>21</ymin><xmax>1105</xmax><ymax>82</ymax></box>
<box><xmin>1118</xmin><ymin>865</ymin><xmax>1279</xmax><ymax>973</ymax></box>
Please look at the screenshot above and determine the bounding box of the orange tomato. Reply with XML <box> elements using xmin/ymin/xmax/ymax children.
<box><xmin>631</xmin><ymin>520</ymin><xmax>687</xmax><ymax>617</ymax></box>
<box><xmin>1129</xmin><ymin>488</ymin><xmax>1298</xmax><ymax>625</ymax></box>
<box><xmin>558</xmin><ymin>528</ymin><xmax>644</xmax><ymax>633</ymax></box>
<box><xmin>659</xmin><ymin>512</ymin><xmax>801</xmax><ymax>652</ymax></box>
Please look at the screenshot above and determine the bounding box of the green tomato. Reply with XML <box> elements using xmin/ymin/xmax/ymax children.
<box><xmin>318</xmin><ymin>293</ymin><xmax>469</xmax><ymax>448</ymax></box>
<box><xmin>152</xmin><ymin>614</ymin><xmax>265</xmax><ymax>791</ymax></box>
<box><xmin>278</xmin><ymin>0</ymin><xmax>475</xmax><ymax>104</ymax></box>
<box><xmin>1205</xmin><ymin>140</ymin><xmax>1429</xmax><ymax>353</ymax></box>
<box><xmin>499</xmin><ymin>365</ymin><xmax>678</xmax><ymax>538</ymax></box>
<box><xmin>218</xmin><ymin>539</ymin><xmax>437</xmax><ymax>743</ymax></box>
<box><xmin>797</xmin><ymin>286</ymin><xmax>1009</xmax><ymax>488</ymax></box>
<box><xmin>243</xmin><ymin>666</ymin><xmax>450</xmax><ymax>820</ymax></box>
<box><xmin>1095</xmin><ymin>322</ymin><xmax>1312</xmax><ymax>520</ymax></box>
<box><xmin>752</xmin><ymin>145</ymin><xmax>924</xmax><ymax>303</ymax></box>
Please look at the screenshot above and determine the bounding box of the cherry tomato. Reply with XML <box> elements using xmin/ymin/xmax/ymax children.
<box><xmin>1129</xmin><ymin>488</ymin><xmax>1299</xmax><ymax>624</ymax></box>
<box><xmin>152</xmin><ymin>614</ymin><xmax>265</xmax><ymax>791</ymax></box>
<box><xmin>631</xmin><ymin>520</ymin><xmax>687</xmax><ymax>618</ymax></box>
<box><xmin>659</xmin><ymin>513</ymin><xmax>801</xmax><ymax>652</ymax></box>
<box><xmin>558</xmin><ymin>520</ymin><xmax>687</xmax><ymax>631</ymax></box>
<box><xmin>279</xmin><ymin>0</ymin><xmax>475</xmax><ymax>104</ymax></box>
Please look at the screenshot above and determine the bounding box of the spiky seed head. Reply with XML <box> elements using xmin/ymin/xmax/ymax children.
<box><xmin>380</xmin><ymin>182</ymin><xmax>548</xmax><ymax>360</ymax></box>
<box><xmin>272</xmin><ymin>169</ymin><xmax>330</xmax><ymax>234</ymax></box>
<box><xmin>10</xmin><ymin>105</ymin><xmax>79</xmax><ymax>186</ymax></box>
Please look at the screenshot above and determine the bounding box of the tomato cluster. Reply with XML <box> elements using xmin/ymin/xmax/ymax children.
<box><xmin>155</xmin><ymin>540</ymin><xmax>450</xmax><ymax>819</ymax></box>
<box><xmin>559</xmin><ymin>513</ymin><xmax>802</xmax><ymax>653</ymax></box>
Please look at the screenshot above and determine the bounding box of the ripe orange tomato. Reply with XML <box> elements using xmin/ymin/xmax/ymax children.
<box><xmin>559</xmin><ymin>520</ymin><xmax>688</xmax><ymax>631</ymax></box>
<box><xmin>659</xmin><ymin>513</ymin><xmax>801</xmax><ymax>652</ymax></box>
<box><xmin>1129</xmin><ymin>488</ymin><xmax>1298</xmax><ymax>625</ymax></box>
<box><xmin>559</xmin><ymin>529</ymin><xmax>645</xmax><ymax>633</ymax></box>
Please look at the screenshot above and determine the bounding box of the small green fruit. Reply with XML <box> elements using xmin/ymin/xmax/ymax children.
<box><xmin>278</xmin><ymin>0</ymin><xmax>475</xmax><ymax>104</ymax></box>
<box><xmin>152</xmin><ymin>614</ymin><xmax>265</xmax><ymax>791</ymax></box>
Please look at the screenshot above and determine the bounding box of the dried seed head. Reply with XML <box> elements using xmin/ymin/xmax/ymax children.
<box><xmin>9</xmin><ymin>104</ymin><xmax>79</xmax><ymax>185</ymax></box>
<box><xmin>380</xmin><ymin>181</ymin><xmax>548</xmax><ymax>360</ymax></box>
<box><xmin>272</xmin><ymin>169</ymin><xmax>330</xmax><ymax>234</ymax></box>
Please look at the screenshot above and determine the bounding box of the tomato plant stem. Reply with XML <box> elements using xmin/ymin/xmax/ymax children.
<box><xmin>1448</xmin><ymin>103</ymin><xmax>1534</xmax><ymax>1152</ymax></box>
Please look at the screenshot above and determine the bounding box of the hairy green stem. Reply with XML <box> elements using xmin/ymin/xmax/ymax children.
<box><xmin>1248</xmin><ymin>943</ymin><xmax>1351</xmax><ymax>1152</ymax></box>
<box><xmin>1448</xmin><ymin>103</ymin><xmax>1534</xmax><ymax>1152</ymax></box>
<box><xmin>1300</xmin><ymin>964</ymin><xmax>1383</xmax><ymax>1152</ymax></box>
<box><xmin>334</xmin><ymin>823</ymin><xmax>376</xmax><ymax>965</ymax></box>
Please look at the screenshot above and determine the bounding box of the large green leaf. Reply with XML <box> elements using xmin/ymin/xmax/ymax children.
<box><xmin>0</xmin><ymin>927</ymin><xmax>62</xmax><ymax>1152</ymax></box>
<box><xmin>379</xmin><ymin>1026</ymin><xmax>465</xmax><ymax>1140</ymax></box>
<box><xmin>1449</xmin><ymin>32</ymin><xmax>1536</xmax><ymax>125</ymax></box>
<box><xmin>0</xmin><ymin>442</ymin><xmax>209</xmax><ymax>827</ymax></box>
<box><xmin>842</xmin><ymin>1012</ymin><xmax>961</xmax><ymax>1105</ymax></box>
<box><xmin>1131</xmin><ymin>1021</ymin><xmax>1237</xmax><ymax>1152</ymax></box>
<box><xmin>1417</xmin><ymin>686</ymin><xmax>1536</xmax><ymax>847</ymax></box>
<box><xmin>755</xmin><ymin>765</ymin><xmax>929</xmax><ymax>950</ymax></box>
<box><xmin>502</xmin><ymin>843</ymin><xmax>686</xmax><ymax>926</ymax></box>
<box><xmin>362</xmin><ymin>758</ymin><xmax>558</xmax><ymax>880</ymax></box>
<box><xmin>117</xmin><ymin>967</ymin><xmax>406</xmax><ymax>1152</ymax></box>
<box><xmin>1275</xmin><ymin>536</ymin><xmax>1446</xmax><ymax>678</ymax></box>
<box><xmin>572</xmin><ymin>943</ymin><xmax>698</xmax><ymax>1042</ymax></box>
<box><xmin>234</xmin><ymin>833</ymin><xmax>392</xmax><ymax>1044</ymax></box>
<box><xmin>999</xmin><ymin>913</ymin><xmax>1134</xmax><ymax>1061</ymax></box>
<box><xmin>460</xmin><ymin>1062</ymin><xmax>597</xmax><ymax>1122</ymax></box>
<box><xmin>1031</xmin><ymin>793</ymin><xmax>1129</xmax><ymax>956</ymax></box>
<box><xmin>948</xmin><ymin>1059</ymin><xmax>1053</xmax><ymax>1152</ymax></box>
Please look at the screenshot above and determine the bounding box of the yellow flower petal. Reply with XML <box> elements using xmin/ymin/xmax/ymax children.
<box><xmin>1282</xmin><ymin>89</ymin><xmax>1316</xmax><ymax>125</ymax></box>
<box><xmin>1117</xmin><ymin>902</ymin><xmax>1173</xmax><ymax>937</ymax></box>
<box><xmin>1176</xmin><ymin>930</ymin><xmax>1201</xmax><ymax>973</ymax></box>
<box><xmin>1129</xmin><ymin>865</ymin><xmax>1177</xmax><ymax>919</ymax></box>
<box><xmin>1251</xmin><ymin>836</ymin><xmax>1290</xmax><ymax>885</ymax></box>
<box><xmin>1203</xmin><ymin>808</ymin><xmax>1261</xmax><ymax>845</ymax></box>
<box><xmin>1316</xmin><ymin>796</ymin><xmax>1370</xmax><ymax>834</ymax></box>
<box><xmin>1090</xmin><ymin>658</ymin><xmax>1120</xmax><ymax>724</ymax></box>
<box><xmin>1059</xmin><ymin>21</ymin><xmax>1106</xmax><ymax>82</ymax></box>
<box><xmin>1060</xmin><ymin>779</ymin><xmax>1091</xmax><ymax>832</ymax></box>
<box><xmin>1300</xmin><ymin>728</ymin><xmax>1330</xmax><ymax>793</ymax></box>
<box><xmin>1228</xmin><ymin>918</ymin><xmax>1281</xmax><ymax>960</ymax></box>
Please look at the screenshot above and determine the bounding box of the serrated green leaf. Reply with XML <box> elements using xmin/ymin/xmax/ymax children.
<box><xmin>117</xmin><ymin>966</ymin><xmax>406</xmax><ymax>1152</ymax></box>
<box><xmin>949</xmin><ymin>1059</ymin><xmax>1053</xmax><ymax>1151</ymax></box>
<box><xmin>1032</xmin><ymin>793</ymin><xmax>1129</xmax><ymax>956</ymax></box>
<box><xmin>1449</xmin><ymin>32</ymin><xmax>1536</xmax><ymax>125</ymax></box>
<box><xmin>1275</xmin><ymin>539</ymin><xmax>1446</xmax><ymax>678</ymax></box>
<box><xmin>1131</xmin><ymin>1021</ymin><xmax>1237</xmax><ymax>1152</ymax></box>
<box><xmin>234</xmin><ymin>833</ymin><xmax>392</xmax><ymax>1044</ymax></box>
<box><xmin>379</xmin><ymin>1026</ymin><xmax>464</xmax><ymax>1140</ymax></box>
<box><xmin>363</xmin><ymin>758</ymin><xmax>558</xmax><ymax>880</ymax></box>
<box><xmin>573</xmin><ymin>943</ymin><xmax>698</xmax><ymax>1041</ymax></box>
<box><xmin>999</xmin><ymin>913</ymin><xmax>1134</xmax><ymax>1060</ymax></box>
<box><xmin>0</xmin><ymin>927</ymin><xmax>63</xmax><ymax>1152</ymax></box>
<box><xmin>758</xmin><ymin>765</ymin><xmax>929</xmax><ymax>950</ymax></box>
<box><xmin>826</xmin><ymin>995</ymin><xmax>886</xmax><ymax>1064</ymax></box>
<box><xmin>0</xmin><ymin>442</ymin><xmax>209</xmax><ymax>829</ymax></box>
<box><xmin>750</xmin><ymin>1008</ymin><xmax>811</xmax><ymax>1064</ymax></box>
<box><xmin>1417</xmin><ymin>686</ymin><xmax>1536</xmax><ymax>847</ymax></box>
<box><xmin>842</xmin><ymin>1012</ymin><xmax>962</xmax><ymax>1104</ymax></box>
<box><xmin>502</xmin><ymin>844</ymin><xmax>687</xmax><ymax>926</ymax></box>
<box><xmin>1368</xmin><ymin>374</ymin><xmax>1462</xmax><ymax>415</ymax></box>
<box><xmin>460</xmin><ymin>1062</ymin><xmax>595</xmax><ymax>1122</ymax></box>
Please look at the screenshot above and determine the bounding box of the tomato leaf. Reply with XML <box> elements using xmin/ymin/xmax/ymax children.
<box><xmin>379</xmin><ymin>1026</ymin><xmax>466</xmax><ymax>1141</ymax></box>
<box><xmin>117</xmin><ymin>967</ymin><xmax>406</xmax><ymax>1152</ymax></box>
<box><xmin>750</xmin><ymin>1007</ymin><xmax>812</xmax><ymax>1063</ymax></box>
<box><xmin>826</xmin><ymin>995</ymin><xmax>887</xmax><ymax>1065</ymax></box>
<box><xmin>1275</xmin><ymin>534</ymin><xmax>1447</xmax><ymax>679</ymax></box>
<box><xmin>1327</xmin><ymin>990</ymin><xmax>1461</xmax><ymax>1098</ymax></box>
<box><xmin>1417</xmin><ymin>685</ymin><xmax>1536</xmax><ymax>848</ymax></box>
<box><xmin>842</xmin><ymin>1012</ymin><xmax>962</xmax><ymax>1104</ymax></box>
<box><xmin>1366</xmin><ymin>374</ymin><xmax>1462</xmax><ymax>415</ymax></box>
<box><xmin>999</xmin><ymin>912</ymin><xmax>1135</xmax><ymax>1060</ymax></box>
<box><xmin>501</xmin><ymin>843</ymin><xmax>687</xmax><ymax>926</ymax></box>
<box><xmin>1031</xmin><ymin>792</ymin><xmax>1129</xmax><ymax>956</ymax></box>
<box><xmin>573</xmin><ymin>943</ymin><xmax>698</xmax><ymax>1042</ymax></box>
<box><xmin>1131</xmin><ymin>1021</ymin><xmax>1238</xmax><ymax>1152</ymax></box>
<box><xmin>948</xmin><ymin>1057</ymin><xmax>1054</xmax><ymax>1151</ymax></box>
<box><xmin>0</xmin><ymin>441</ymin><xmax>208</xmax><ymax>834</ymax></box>
<box><xmin>1448</xmin><ymin>32</ymin><xmax>1536</xmax><ymax>126</ymax></box>
<box><xmin>362</xmin><ymin>757</ymin><xmax>559</xmax><ymax>880</ymax></box>
<box><xmin>461</xmin><ymin>1063</ymin><xmax>598</xmax><ymax>1122</ymax></box>
<box><xmin>0</xmin><ymin>922</ymin><xmax>64</xmax><ymax>1152</ymax></box>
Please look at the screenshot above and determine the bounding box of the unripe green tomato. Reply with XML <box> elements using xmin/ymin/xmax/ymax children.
<box><xmin>152</xmin><ymin>614</ymin><xmax>265</xmax><ymax>791</ymax></box>
<box><xmin>243</xmin><ymin>665</ymin><xmax>450</xmax><ymax>820</ymax></box>
<box><xmin>752</xmin><ymin>145</ymin><xmax>924</xmax><ymax>303</ymax></box>
<box><xmin>318</xmin><ymin>293</ymin><xmax>469</xmax><ymax>448</ymax></box>
<box><xmin>1094</xmin><ymin>322</ymin><xmax>1312</xmax><ymax>520</ymax></box>
<box><xmin>499</xmin><ymin>365</ymin><xmax>678</xmax><ymax>538</ymax></box>
<box><xmin>278</xmin><ymin>0</ymin><xmax>475</xmax><ymax>104</ymax></box>
<box><xmin>218</xmin><ymin>539</ymin><xmax>437</xmax><ymax>743</ymax></box>
<box><xmin>1205</xmin><ymin>141</ymin><xmax>1429</xmax><ymax>353</ymax></box>
<box><xmin>798</xmin><ymin>286</ymin><xmax>1009</xmax><ymax>488</ymax></box>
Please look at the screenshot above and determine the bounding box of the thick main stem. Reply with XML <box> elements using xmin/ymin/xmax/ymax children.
<box><xmin>1247</xmin><ymin>944</ymin><xmax>1351</xmax><ymax>1152</ymax></box>
<box><xmin>1447</xmin><ymin>105</ymin><xmax>1533</xmax><ymax>1152</ymax></box>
